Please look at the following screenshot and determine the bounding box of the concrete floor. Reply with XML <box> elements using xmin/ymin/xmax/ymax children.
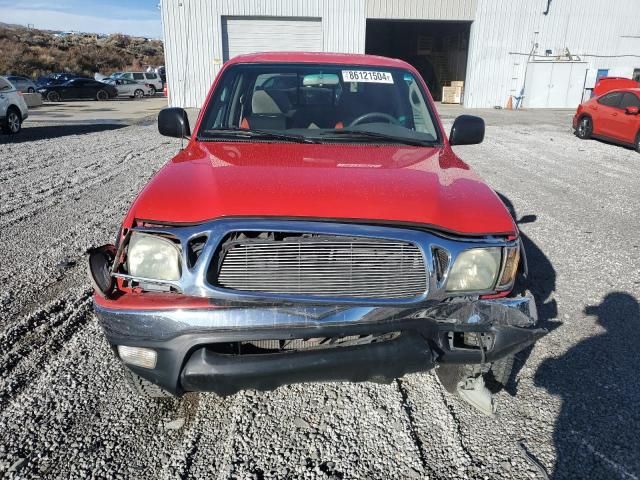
<box><xmin>26</xmin><ymin>96</ymin><xmax>169</xmax><ymax>126</ymax></box>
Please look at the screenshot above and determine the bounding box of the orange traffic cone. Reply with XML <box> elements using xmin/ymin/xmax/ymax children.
<box><xmin>163</xmin><ymin>83</ymin><xmax>168</xmax><ymax>98</ymax></box>
<box><xmin>506</xmin><ymin>96</ymin><xmax>513</xmax><ymax>110</ymax></box>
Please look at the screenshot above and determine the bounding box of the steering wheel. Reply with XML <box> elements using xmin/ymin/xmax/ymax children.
<box><xmin>348</xmin><ymin>112</ymin><xmax>400</xmax><ymax>127</ymax></box>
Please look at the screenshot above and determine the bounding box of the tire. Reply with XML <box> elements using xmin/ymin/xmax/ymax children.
<box><xmin>149</xmin><ymin>85</ymin><xmax>157</xmax><ymax>95</ymax></box>
<box><xmin>27</xmin><ymin>87</ymin><xmax>35</xmax><ymax>93</ymax></box>
<box><xmin>46</xmin><ymin>91</ymin><xmax>60</xmax><ymax>102</ymax></box>
<box><xmin>575</xmin><ymin>115</ymin><xmax>592</xmax><ymax>139</ymax></box>
<box><xmin>133</xmin><ymin>89</ymin><xmax>144</xmax><ymax>99</ymax></box>
<box><xmin>635</xmin><ymin>132</ymin><xmax>640</xmax><ymax>153</ymax></box>
<box><xmin>96</xmin><ymin>89</ymin><xmax>109</xmax><ymax>101</ymax></box>
<box><xmin>2</xmin><ymin>107</ymin><xmax>22</xmax><ymax>134</ymax></box>
<box><xmin>124</xmin><ymin>369</ymin><xmax>173</xmax><ymax>400</ymax></box>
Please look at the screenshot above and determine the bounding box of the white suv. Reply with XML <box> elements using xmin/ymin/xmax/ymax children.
<box><xmin>116</xmin><ymin>72</ymin><xmax>163</xmax><ymax>94</ymax></box>
<box><xmin>0</xmin><ymin>76</ymin><xmax>28</xmax><ymax>135</ymax></box>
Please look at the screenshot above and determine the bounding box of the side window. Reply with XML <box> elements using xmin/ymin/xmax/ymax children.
<box><xmin>200</xmin><ymin>70</ymin><xmax>240</xmax><ymax>130</ymax></box>
<box><xmin>598</xmin><ymin>91</ymin><xmax>623</xmax><ymax>107</ymax></box>
<box><xmin>405</xmin><ymin>75</ymin><xmax>436</xmax><ymax>138</ymax></box>
<box><xmin>0</xmin><ymin>78</ymin><xmax>13</xmax><ymax>91</ymax></box>
<box><xmin>133</xmin><ymin>73</ymin><xmax>144</xmax><ymax>80</ymax></box>
<box><xmin>620</xmin><ymin>92</ymin><xmax>640</xmax><ymax>109</ymax></box>
<box><xmin>145</xmin><ymin>73</ymin><xmax>157</xmax><ymax>80</ymax></box>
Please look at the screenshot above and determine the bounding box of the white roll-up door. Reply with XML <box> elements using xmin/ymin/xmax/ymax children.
<box><xmin>222</xmin><ymin>17</ymin><xmax>323</xmax><ymax>61</ymax></box>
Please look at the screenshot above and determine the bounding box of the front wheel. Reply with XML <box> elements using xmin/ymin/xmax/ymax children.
<box><xmin>133</xmin><ymin>89</ymin><xmax>144</xmax><ymax>99</ymax></box>
<box><xmin>575</xmin><ymin>116</ymin><xmax>592</xmax><ymax>139</ymax></box>
<box><xmin>46</xmin><ymin>91</ymin><xmax>60</xmax><ymax>102</ymax></box>
<box><xmin>2</xmin><ymin>107</ymin><xmax>22</xmax><ymax>134</ymax></box>
<box><xmin>635</xmin><ymin>133</ymin><xmax>640</xmax><ymax>153</ymax></box>
<box><xmin>96</xmin><ymin>89</ymin><xmax>109</xmax><ymax>101</ymax></box>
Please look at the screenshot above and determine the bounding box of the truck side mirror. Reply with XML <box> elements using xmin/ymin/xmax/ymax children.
<box><xmin>158</xmin><ymin>107</ymin><xmax>191</xmax><ymax>138</ymax></box>
<box><xmin>449</xmin><ymin>115</ymin><xmax>485</xmax><ymax>146</ymax></box>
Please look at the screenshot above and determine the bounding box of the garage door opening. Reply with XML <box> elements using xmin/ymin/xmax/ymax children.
<box><xmin>222</xmin><ymin>17</ymin><xmax>323</xmax><ymax>62</ymax></box>
<box><xmin>365</xmin><ymin>20</ymin><xmax>471</xmax><ymax>102</ymax></box>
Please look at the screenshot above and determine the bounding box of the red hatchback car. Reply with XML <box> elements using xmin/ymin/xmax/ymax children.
<box><xmin>574</xmin><ymin>88</ymin><xmax>640</xmax><ymax>152</ymax></box>
<box><xmin>88</xmin><ymin>52</ymin><xmax>546</xmax><ymax>415</ymax></box>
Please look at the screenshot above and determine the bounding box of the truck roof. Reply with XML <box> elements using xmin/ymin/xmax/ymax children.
<box><xmin>226</xmin><ymin>51</ymin><xmax>415</xmax><ymax>70</ymax></box>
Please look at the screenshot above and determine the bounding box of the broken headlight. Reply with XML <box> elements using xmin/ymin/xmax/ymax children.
<box><xmin>446</xmin><ymin>247</ymin><xmax>502</xmax><ymax>292</ymax></box>
<box><xmin>127</xmin><ymin>232</ymin><xmax>181</xmax><ymax>281</ymax></box>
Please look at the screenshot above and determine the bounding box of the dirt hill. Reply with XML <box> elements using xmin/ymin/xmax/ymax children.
<box><xmin>0</xmin><ymin>24</ymin><xmax>164</xmax><ymax>78</ymax></box>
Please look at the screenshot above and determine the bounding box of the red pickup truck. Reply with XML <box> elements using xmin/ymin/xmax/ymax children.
<box><xmin>89</xmin><ymin>52</ymin><xmax>545</xmax><ymax>415</ymax></box>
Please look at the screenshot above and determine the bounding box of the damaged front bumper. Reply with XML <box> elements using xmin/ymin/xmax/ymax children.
<box><xmin>94</xmin><ymin>293</ymin><xmax>546</xmax><ymax>396</ymax></box>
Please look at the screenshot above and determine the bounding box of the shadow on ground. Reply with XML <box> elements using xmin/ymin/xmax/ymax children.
<box><xmin>496</xmin><ymin>193</ymin><xmax>561</xmax><ymax>395</ymax></box>
<box><xmin>535</xmin><ymin>292</ymin><xmax>640</xmax><ymax>479</ymax></box>
<box><xmin>1</xmin><ymin>124</ymin><xmax>126</xmax><ymax>143</ymax></box>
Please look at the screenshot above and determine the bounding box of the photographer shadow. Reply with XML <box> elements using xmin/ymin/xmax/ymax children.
<box><xmin>534</xmin><ymin>292</ymin><xmax>640</xmax><ymax>478</ymax></box>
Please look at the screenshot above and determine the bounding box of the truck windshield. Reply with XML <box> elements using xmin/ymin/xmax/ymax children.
<box><xmin>198</xmin><ymin>63</ymin><xmax>441</xmax><ymax>146</ymax></box>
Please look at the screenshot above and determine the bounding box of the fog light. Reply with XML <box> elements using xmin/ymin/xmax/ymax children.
<box><xmin>117</xmin><ymin>345</ymin><xmax>157</xmax><ymax>369</ymax></box>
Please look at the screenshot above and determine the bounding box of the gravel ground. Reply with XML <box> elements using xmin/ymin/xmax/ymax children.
<box><xmin>0</xmin><ymin>113</ymin><xmax>638</xmax><ymax>479</ymax></box>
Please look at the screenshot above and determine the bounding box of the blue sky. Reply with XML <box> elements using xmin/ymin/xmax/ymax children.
<box><xmin>0</xmin><ymin>0</ymin><xmax>162</xmax><ymax>38</ymax></box>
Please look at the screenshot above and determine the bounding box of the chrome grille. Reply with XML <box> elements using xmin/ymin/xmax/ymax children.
<box><xmin>214</xmin><ymin>234</ymin><xmax>427</xmax><ymax>299</ymax></box>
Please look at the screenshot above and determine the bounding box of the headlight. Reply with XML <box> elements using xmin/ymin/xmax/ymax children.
<box><xmin>127</xmin><ymin>232</ymin><xmax>181</xmax><ymax>281</ymax></box>
<box><xmin>446</xmin><ymin>248</ymin><xmax>501</xmax><ymax>292</ymax></box>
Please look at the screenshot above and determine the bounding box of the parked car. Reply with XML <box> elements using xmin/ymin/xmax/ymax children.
<box><xmin>592</xmin><ymin>77</ymin><xmax>639</xmax><ymax>97</ymax></box>
<box><xmin>0</xmin><ymin>76</ymin><xmax>28</xmax><ymax>134</ymax></box>
<box><xmin>102</xmin><ymin>78</ymin><xmax>153</xmax><ymax>98</ymax></box>
<box><xmin>36</xmin><ymin>73</ymin><xmax>80</xmax><ymax>87</ymax></box>
<box><xmin>574</xmin><ymin>88</ymin><xmax>640</xmax><ymax>152</ymax></box>
<box><xmin>115</xmin><ymin>71</ymin><xmax>162</xmax><ymax>94</ymax></box>
<box><xmin>88</xmin><ymin>52</ymin><xmax>546</xmax><ymax>415</ymax></box>
<box><xmin>5</xmin><ymin>75</ymin><xmax>37</xmax><ymax>93</ymax></box>
<box><xmin>38</xmin><ymin>78</ymin><xmax>118</xmax><ymax>101</ymax></box>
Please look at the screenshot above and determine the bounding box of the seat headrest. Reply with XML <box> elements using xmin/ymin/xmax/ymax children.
<box><xmin>252</xmin><ymin>90</ymin><xmax>282</xmax><ymax>114</ymax></box>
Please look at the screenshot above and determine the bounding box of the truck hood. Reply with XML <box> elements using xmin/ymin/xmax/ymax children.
<box><xmin>126</xmin><ymin>142</ymin><xmax>516</xmax><ymax>236</ymax></box>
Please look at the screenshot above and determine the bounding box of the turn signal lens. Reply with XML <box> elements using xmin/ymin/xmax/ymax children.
<box><xmin>117</xmin><ymin>345</ymin><xmax>157</xmax><ymax>369</ymax></box>
<box><xmin>446</xmin><ymin>248</ymin><xmax>501</xmax><ymax>292</ymax></box>
<box><xmin>498</xmin><ymin>245</ymin><xmax>520</xmax><ymax>290</ymax></box>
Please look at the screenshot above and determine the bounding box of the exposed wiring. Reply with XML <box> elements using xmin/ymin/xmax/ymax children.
<box><xmin>474</xmin><ymin>332</ymin><xmax>486</xmax><ymax>366</ymax></box>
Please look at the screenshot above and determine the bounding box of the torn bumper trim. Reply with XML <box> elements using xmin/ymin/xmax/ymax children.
<box><xmin>94</xmin><ymin>294</ymin><xmax>546</xmax><ymax>395</ymax></box>
<box><xmin>181</xmin><ymin>333</ymin><xmax>435</xmax><ymax>396</ymax></box>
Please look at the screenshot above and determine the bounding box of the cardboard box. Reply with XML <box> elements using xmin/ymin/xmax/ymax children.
<box><xmin>442</xmin><ymin>85</ymin><xmax>463</xmax><ymax>104</ymax></box>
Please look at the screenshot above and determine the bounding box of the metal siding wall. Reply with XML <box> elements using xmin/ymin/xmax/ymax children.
<box><xmin>365</xmin><ymin>0</ymin><xmax>477</xmax><ymax>20</ymax></box>
<box><xmin>465</xmin><ymin>0</ymin><xmax>640</xmax><ymax>107</ymax></box>
<box><xmin>161</xmin><ymin>0</ymin><xmax>365</xmax><ymax>107</ymax></box>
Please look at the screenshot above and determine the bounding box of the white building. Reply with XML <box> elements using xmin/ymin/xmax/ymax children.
<box><xmin>160</xmin><ymin>0</ymin><xmax>640</xmax><ymax>108</ymax></box>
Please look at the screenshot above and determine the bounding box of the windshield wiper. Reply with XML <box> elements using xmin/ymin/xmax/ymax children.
<box><xmin>201</xmin><ymin>127</ymin><xmax>317</xmax><ymax>144</ymax></box>
<box><xmin>317</xmin><ymin>128</ymin><xmax>435</xmax><ymax>147</ymax></box>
